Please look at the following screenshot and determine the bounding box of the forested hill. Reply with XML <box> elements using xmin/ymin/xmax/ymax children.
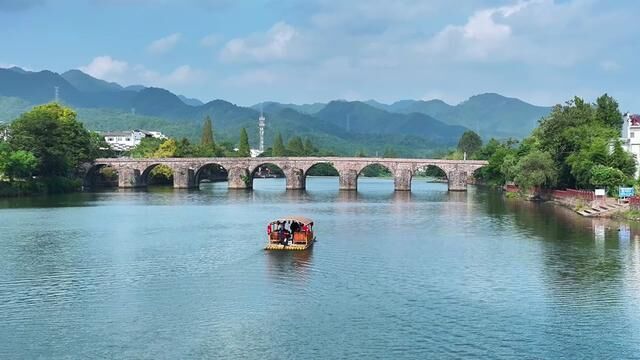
<box><xmin>0</xmin><ymin>66</ymin><xmax>550</xmax><ymax>156</ymax></box>
<box><xmin>264</xmin><ymin>94</ymin><xmax>552</xmax><ymax>139</ymax></box>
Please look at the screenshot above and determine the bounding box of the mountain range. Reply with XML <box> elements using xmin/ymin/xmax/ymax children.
<box><xmin>0</xmin><ymin>66</ymin><xmax>552</xmax><ymax>156</ymax></box>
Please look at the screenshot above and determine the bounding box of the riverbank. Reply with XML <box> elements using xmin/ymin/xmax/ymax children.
<box><xmin>0</xmin><ymin>178</ymin><xmax>82</xmax><ymax>198</ymax></box>
<box><xmin>537</xmin><ymin>191</ymin><xmax>638</xmax><ymax>221</ymax></box>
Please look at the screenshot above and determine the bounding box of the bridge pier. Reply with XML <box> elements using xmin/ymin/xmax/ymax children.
<box><xmin>118</xmin><ymin>168</ymin><xmax>144</xmax><ymax>188</ymax></box>
<box><xmin>285</xmin><ymin>168</ymin><xmax>306</xmax><ymax>190</ymax></box>
<box><xmin>448</xmin><ymin>170</ymin><xmax>468</xmax><ymax>191</ymax></box>
<box><xmin>339</xmin><ymin>169</ymin><xmax>358</xmax><ymax>191</ymax></box>
<box><xmin>173</xmin><ymin>166</ymin><xmax>196</xmax><ymax>189</ymax></box>
<box><xmin>228</xmin><ymin>167</ymin><xmax>252</xmax><ymax>190</ymax></box>
<box><xmin>394</xmin><ymin>169</ymin><xmax>412</xmax><ymax>191</ymax></box>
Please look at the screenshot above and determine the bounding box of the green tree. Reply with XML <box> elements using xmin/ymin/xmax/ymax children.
<box><xmin>238</xmin><ymin>128</ymin><xmax>251</xmax><ymax>157</ymax></box>
<box><xmin>500</xmin><ymin>154</ymin><xmax>519</xmax><ymax>183</ymax></box>
<box><xmin>9</xmin><ymin>103</ymin><xmax>99</xmax><ymax>177</ymax></box>
<box><xmin>3</xmin><ymin>150</ymin><xmax>38</xmax><ymax>182</ymax></box>
<box><xmin>514</xmin><ymin>150</ymin><xmax>557</xmax><ymax>191</ymax></box>
<box><xmin>287</xmin><ymin>136</ymin><xmax>305</xmax><ymax>156</ymax></box>
<box><xmin>130</xmin><ymin>137</ymin><xmax>163</xmax><ymax>158</ymax></box>
<box><xmin>153</xmin><ymin>138</ymin><xmax>178</xmax><ymax>158</ymax></box>
<box><xmin>595</xmin><ymin>93</ymin><xmax>622</xmax><ymax>131</ymax></box>
<box><xmin>590</xmin><ymin>165</ymin><xmax>626</xmax><ymax>194</ymax></box>
<box><xmin>272</xmin><ymin>132</ymin><xmax>285</xmax><ymax>157</ymax></box>
<box><xmin>176</xmin><ymin>138</ymin><xmax>197</xmax><ymax>157</ymax></box>
<box><xmin>609</xmin><ymin>141</ymin><xmax>636</xmax><ymax>178</ymax></box>
<box><xmin>200</xmin><ymin>116</ymin><xmax>216</xmax><ymax>152</ymax></box>
<box><xmin>565</xmin><ymin>138</ymin><xmax>609</xmax><ymax>188</ymax></box>
<box><xmin>303</xmin><ymin>138</ymin><xmax>317</xmax><ymax>156</ymax></box>
<box><xmin>457</xmin><ymin>130</ymin><xmax>483</xmax><ymax>156</ymax></box>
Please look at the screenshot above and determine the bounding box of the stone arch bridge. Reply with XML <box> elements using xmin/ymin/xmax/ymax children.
<box><xmin>86</xmin><ymin>157</ymin><xmax>488</xmax><ymax>192</ymax></box>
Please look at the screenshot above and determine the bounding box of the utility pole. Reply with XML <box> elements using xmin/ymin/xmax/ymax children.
<box><xmin>54</xmin><ymin>86</ymin><xmax>59</xmax><ymax>103</ymax></box>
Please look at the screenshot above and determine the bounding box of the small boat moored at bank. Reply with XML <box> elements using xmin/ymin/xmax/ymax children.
<box><xmin>265</xmin><ymin>216</ymin><xmax>315</xmax><ymax>251</ymax></box>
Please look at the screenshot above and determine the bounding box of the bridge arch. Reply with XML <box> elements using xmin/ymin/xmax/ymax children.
<box><xmin>356</xmin><ymin>163</ymin><xmax>395</xmax><ymax>191</ymax></box>
<box><xmin>304</xmin><ymin>162</ymin><xmax>339</xmax><ymax>177</ymax></box>
<box><xmin>411</xmin><ymin>164</ymin><xmax>449</xmax><ymax>191</ymax></box>
<box><xmin>141</xmin><ymin>163</ymin><xmax>175</xmax><ymax>187</ymax></box>
<box><xmin>250</xmin><ymin>162</ymin><xmax>287</xmax><ymax>190</ymax></box>
<box><xmin>194</xmin><ymin>163</ymin><xmax>229</xmax><ymax>189</ymax></box>
<box><xmin>84</xmin><ymin>163</ymin><xmax>119</xmax><ymax>189</ymax></box>
<box><xmin>304</xmin><ymin>162</ymin><xmax>339</xmax><ymax>191</ymax></box>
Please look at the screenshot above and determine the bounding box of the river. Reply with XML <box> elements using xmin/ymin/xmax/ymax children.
<box><xmin>1</xmin><ymin>177</ymin><xmax>639</xmax><ymax>359</ymax></box>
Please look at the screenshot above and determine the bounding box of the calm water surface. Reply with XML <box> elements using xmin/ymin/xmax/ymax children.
<box><xmin>1</xmin><ymin>177</ymin><xmax>640</xmax><ymax>359</ymax></box>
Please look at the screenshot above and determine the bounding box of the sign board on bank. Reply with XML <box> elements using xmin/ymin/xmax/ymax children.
<box><xmin>595</xmin><ymin>189</ymin><xmax>606</xmax><ymax>196</ymax></box>
<box><xmin>619</xmin><ymin>187</ymin><xmax>635</xmax><ymax>198</ymax></box>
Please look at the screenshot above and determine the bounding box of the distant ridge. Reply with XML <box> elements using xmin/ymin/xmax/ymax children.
<box><xmin>0</xmin><ymin>66</ymin><xmax>553</xmax><ymax>155</ymax></box>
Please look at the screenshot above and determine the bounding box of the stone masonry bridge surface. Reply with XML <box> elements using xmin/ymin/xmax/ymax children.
<box><xmin>86</xmin><ymin>157</ymin><xmax>488</xmax><ymax>192</ymax></box>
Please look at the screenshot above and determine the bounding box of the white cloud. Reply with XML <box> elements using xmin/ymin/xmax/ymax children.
<box><xmin>147</xmin><ymin>33</ymin><xmax>181</xmax><ymax>54</ymax></box>
<box><xmin>200</xmin><ymin>33</ymin><xmax>222</xmax><ymax>48</ymax></box>
<box><xmin>80</xmin><ymin>55</ymin><xmax>129</xmax><ymax>79</ymax></box>
<box><xmin>79</xmin><ymin>56</ymin><xmax>204</xmax><ymax>88</ymax></box>
<box><xmin>421</xmin><ymin>1</ymin><xmax>537</xmax><ymax>61</ymax></box>
<box><xmin>156</xmin><ymin>65</ymin><xmax>203</xmax><ymax>86</ymax></box>
<box><xmin>220</xmin><ymin>22</ymin><xmax>301</xmax><ymax>63</ymax></box>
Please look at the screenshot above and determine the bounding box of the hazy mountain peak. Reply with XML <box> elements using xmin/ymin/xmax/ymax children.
<box><xmin>6</xmin><ymin>66</ymin><xmax>29</xmax><ymax>74</ymax></box>
<box><xmin>61</xmin><ymin>69</ymin><xmax>123</xmax><ymax>93</ymax></box>
<box><xmin>178</xmin><ymin>95</ymin><xmax>204</xmax><ymax>106</ymax></box>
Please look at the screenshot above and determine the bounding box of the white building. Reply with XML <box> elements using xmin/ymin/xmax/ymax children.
<box><xmin>102</xmin><ymin>129</ymin><xmax>167</xmax><ymax>152</ymax></box>
<box><xmin>621</xmin><ymin>113</ymin><xmax>640</xmax><ymax>177</ymax></box>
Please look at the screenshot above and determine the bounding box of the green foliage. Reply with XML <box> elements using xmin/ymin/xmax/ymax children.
<box><xmin>361</xmin><ymin>164</ymin><xmax>392</xmax><ymax>177</ymax></box>
<box><xmin>594</xmin><ymin>94</ymin><xmax>622</xmax><ymax>131</ymax></box>
<box><xmin>306</xmin><ymin>163</ymin><xmax>339</xmax><ymax>176</ymax></box>
<box><xmin>130</xmin><ymin>137</ymin><xmax>164</xmax><ymax>158</ymax></box>
<box><xmin>500</xmin><ymin>154</ymin><xmax>518</xmax><ymax>183</ymax></box>
<box><xmin>9</xmin><ymin>103</ymin><xmax>100</xmax><ymax>177</ymax></box>
<box><xmin>303</xmin><ymin>138</ymin><xmax>317</xmax><ymax>156</ymax></box>
<box><xmin>2</xmin><ymin>150</ymin><xmax>38</xmax><ymax>182</ymax></box>
<box><xmin>200</xmin><ymin>116</ymin><xmax>216</xmax><ymax>154</ymax></box>
<box><xmin>272</xmin><ymin>132</ymin><xmax>285</xmax><ymax>157</ymax></box>
<box><xmin>590</xmin><ymin>165</ymin><xmax>626</xmax><ymax>194</ymax></box>
<box><xmin>457</xmin><ymin>130</ymin><xmax>482</xmax><ymax>156</ymax></box>
<box><xmin>153</xmin><ymin>138</ymin><xmax>178</xmax><ymax>158</ymax></box>
<box><xmin>473</xmin><ymin>138</ymin><xmax>518</xmax><ymax>186</ymax></box>
<box><xmin>477</xmin><ymin>94</ymin><xmax>635</xmax><ymax>191</ymax></box>
<box><xmin>609</xmin><ymin>141</ymin><xmax>636</xmax><ymax>177</ymax></box>
<box><xmin>287</xmin><ymin>136</ymin><xmax>305</xmax><ymax>156</ymax></box>
<box><xmin>238</xmin><ymin>128</ymin><xmax>250</xmax><ymax>157</ymax></box>
<box><xmin>417</xmin><ymin>166</ymin><xmax>447</xmax><ymax>179</ymax></box>
<box><xmin>513</xmin><ymin>150</ymin><xmax>557</xmax><ymax>191</ymax></box>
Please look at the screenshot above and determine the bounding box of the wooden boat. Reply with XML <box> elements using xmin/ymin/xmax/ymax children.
<box><xmin>265</xmin><ymin>216</ymin><xmax>315</xmax><ymax>251</ymax></box>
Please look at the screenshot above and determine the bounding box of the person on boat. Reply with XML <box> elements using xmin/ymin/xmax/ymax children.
<box><xmin>290</xmin><ymin>221</ymin><xmax>300</xmax><ymax>235</ymax></box>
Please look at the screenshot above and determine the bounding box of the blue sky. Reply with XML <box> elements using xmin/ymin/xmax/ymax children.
<box><xmin>1</xmin><ymin>0</ymin><xmax>638</xmax><ymax>109</ymax></box>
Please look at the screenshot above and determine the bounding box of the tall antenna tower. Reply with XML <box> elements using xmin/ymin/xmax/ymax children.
<box><xmin>258</xmin><ymin>104</ymin><xmax>266</xmax><ymax>152</ymax></box>
<box><xmin>54</xmin><ymin>86</ymin><xmax>59</xmax><ymax>103</ymax></box>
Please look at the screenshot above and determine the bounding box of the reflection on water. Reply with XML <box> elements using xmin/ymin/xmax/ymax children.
<box><xmin>0</xmin><ymin>177</ymin><xmax>639</xmax><ymax>359</ymax></box>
